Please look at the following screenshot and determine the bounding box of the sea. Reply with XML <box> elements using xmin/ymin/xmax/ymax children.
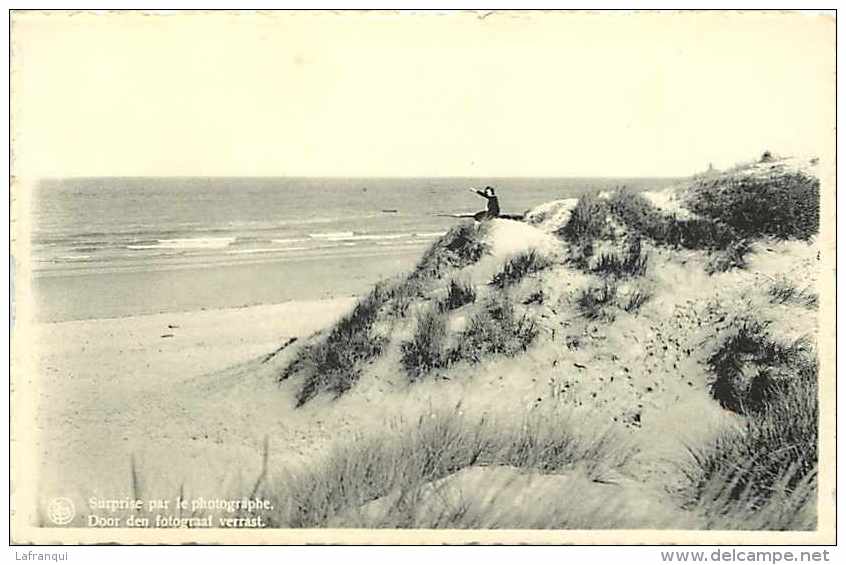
<box><xmin>30</xmin><ymin>177</ymin><xmax>680</xmax><ymax>321</ymax></box>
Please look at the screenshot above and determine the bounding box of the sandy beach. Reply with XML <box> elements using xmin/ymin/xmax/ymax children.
<box><xmin>32</xmin><ymin>297</ymin><xmax>359</xmax><ymax>510</ymax></box>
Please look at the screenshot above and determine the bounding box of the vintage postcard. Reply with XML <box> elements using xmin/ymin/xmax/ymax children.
<box><xmin>9</xmin><ymin>9</ymin><xmax>836</xmax><ymax>545</ymax></box>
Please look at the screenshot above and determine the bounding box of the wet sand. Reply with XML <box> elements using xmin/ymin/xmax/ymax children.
<box><xmin>32</xmin><ymin>249</ymin><xmax>423</xmax><ymax>322</ymax></box>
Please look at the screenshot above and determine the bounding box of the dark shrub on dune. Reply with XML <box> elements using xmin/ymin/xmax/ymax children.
<box><xmin>607</xmin><ymin>189</ymin><xmax>668</xmax><ymax>240</ymax></box>
<box><xmin>381</xmin><ymin>277</ymin><xmax>424</xmax><ymax>318</ymax></box>
<box><xmin>705</xmin><ymin>239</ymin><xmax>753</xmax><ymax>274</ymax></box>
<box><xmin>452</xmin><ymin>296</ymin><xmax>538</xmax><ymax>363</ymax></box>
<box><xmin>682</xmin><ymin>345</ymin><xmax>818</xmax><ymax>530</ymax></box>
<box><xmin>687</xmin><ymin>172</ymin><xmax>820</xmax><ymax>240</ymax></box>
<box><xmin>402</xmin><ymin>294</ymin><xmax>539</xmax><ymax>381</ymax></box>
<box><xmin>575</xmin><ymin>280</ymin><xmax>618</xmax><ymax>321</ymax></box>
<box><xmin>413</xmin><ymin>222</ymin><xmax>488</xmax><ymax>280</ymax></box>
<box><xmin>557</xmin><ymin>193</ymin><xmax>610</xmax><ymax>246</ymax></box>
<box><xmin>575</xmin><ymin>279</ymin><xmax>649</xmax><ymax>318</ymax></box>
<box><xmin>489</xmin><ymin>250</ymin><xmax>553</xmax><ymax>289</ymax></box>
<box><xmin>592</xmin><ymin>237</ymin><xmax>649</xmax><ymax>278</ymax></box>
<box><xmin>768</xmin><ymin>278</ymin><xmax>818</xmax><ymax>309</ymax></box>
<box><xmin>281</xmin><ymin>284</ymin><xmax>389</xmax><ymax>406</ymax></box>
<box><xmin>680</xmin><ymin>306</ymin><xmax>818</xmax><ymax>530</ymax></box>
<box><xmin>439</xmin><ymin>279</ymin><xmax>476</xmax><ymax>311</ymax></box>
<box><xmin>663</xmin><ymin>217</ymin><xmax>738</xmax><ymax>250</ymax></box>
<box><xmin>605</xmin><ymin>188</ymin><xmax>754</xmax><ymax>275</ymax></box>
<box><xmin>523</xmin><ymin>288</ymin><xmax>546</xmax><ymax>305</ymax></box>
<box><xmin>401</xmin><ymin>308</ymin><xmax>449</xmax><ymax>382</ymax></box>
<box><xmin>561</xmin><ymin>171</ymin><xmax>818</xmax><ymax>278</ymax></box>
<box><xmin>706</xmin><ymin>318</ymin><xmax>815</xmax><ymax>414</ymax></box>
<box><xmin>558</xmin><ymin>193</ymin><xmax>615</xmax><ymax>269</ymax></box>
<box><xmin>607</xmin><ymin>189</ymin><xmax>738</xmax><ymax>250</ymax></box>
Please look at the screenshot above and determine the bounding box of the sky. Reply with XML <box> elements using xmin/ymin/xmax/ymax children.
<box><xmin>11</xmin><ymin>10</ymin><xmax>835</xmax><ymax>178</ymax></box>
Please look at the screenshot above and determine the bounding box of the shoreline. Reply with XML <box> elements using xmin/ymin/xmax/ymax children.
<box><xmin>33</xmin><ymin>294</ymin><xmax>359</xmax><ymax>325</ymax></box>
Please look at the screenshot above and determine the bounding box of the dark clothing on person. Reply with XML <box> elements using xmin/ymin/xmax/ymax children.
<box><xmin>474</xmin><ymin>190</ymin><xmax>500</xmax><ymax>218</ymax></box>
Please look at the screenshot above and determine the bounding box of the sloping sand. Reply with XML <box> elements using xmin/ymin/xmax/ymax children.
<box><xmin>484</xmin><ymin>218</ymin><xmax>561</xmax><ymax>258</ymax></box>
<box><xmin>32</xmin><ymin>299</ymin><xmax>356</xmax><ymax>512</ymax></box>
<box><xmin>335</xmin><ymin>464</ymin><xmax>698</xmax><ymax>529</ymax></box>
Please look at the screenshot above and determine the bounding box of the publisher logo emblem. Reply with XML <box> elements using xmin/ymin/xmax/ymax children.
<box><xmin>47</xmin><ymin>497</ymin><xmax>75</xmax><ymax>526</ymax></box>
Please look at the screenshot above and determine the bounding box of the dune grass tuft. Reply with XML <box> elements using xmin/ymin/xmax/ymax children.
<box><xmin>622</xmin><ymin>287</ymin><xmax>652</xmax><ymax>313</ymax></box>
<box><xmin>706</xmin><ymin>318</ymin><xmax>816</xmax><ymax>414</ymax></box>
<box><xmin>413</xmin><ymin>222</ymin><xmax>489</xmax><ymax>280</ymax></box>
<box><xmin>401</xmin><ymin>294</ymin><xmax>539</xmax><ymax>381</ymax></box>
<box><xmin>451</xmin><ymin>296</ymin><xmax>539</xmax><ymax>363</ymax></box>
<box><xmin>576</xmin><ymin>280</ymin><xmax>618</xmax><ymax>321</ymax></box>
<box><xmin>768</xmin><ymin>278</ymin><xmax>818</xmax><ymax>309</ymax></box>
<box><xmin>557</xmin><ymin>193</ymin><xmax>610</xmax><ymax>248</ymax></box>
<box><xmin>705</xmin><ymin>239</ymin><xmax>753</xmax><ymax>274</ymax></box>
<box><xmin>400</xmin><ymin>308</ymin><xmax>450</xmax><ymax>382</ymax></box>
<box><xmin>489</xmin><ymin>249</ymin><xmax>553</xmax><ymax>289</ymax></box>
<box><xmin>679</xmin><ymin>357</ymin><xmax>818</xmax><ymax>530</ymax></box>
<box><xmin>439</xmin><ymin>279</ymin><xmax>476</xmax><ymax>312</ymax></box>
<box><xmin>382</xmin><ymin>276</ymin><xmax>425</xmax><ymax>318</ymax></box>
<box><xmin>257</xmin><ymin>406</ymin><xmax>635</xmax><ymax>528</ymax></box>
<box><xmin>523</xmin><ymin>287</ymin><xmax>546</xmax><ymax>305</ymax></box>
<box><xmin>281</xmin><ymin>285</ymin><xmax>389</xmax><ymax>406</ymax></box>
<box><xmin>592</xmin><ymin>238</ymin><xmax>649</xmax><ymax>278</ymax></box>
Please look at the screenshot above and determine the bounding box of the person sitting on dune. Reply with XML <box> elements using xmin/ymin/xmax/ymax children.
<box><xmin>469</xmin><ymin>186</ymin><xmax>501</xmax><ymax>221</ymax></box>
